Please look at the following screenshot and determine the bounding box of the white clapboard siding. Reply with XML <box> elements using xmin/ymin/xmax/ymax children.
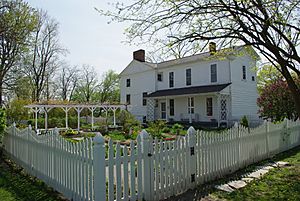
<box><xmin>2</xmin><ymin>119</ymin><xmax>300</xmax><ymax>201</ymax></box>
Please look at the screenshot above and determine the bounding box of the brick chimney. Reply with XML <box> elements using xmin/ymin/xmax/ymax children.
<box><xmin>209</xmin><ymin>42</ymin><xmax>216</xmax><ymax>55</ymax></box>
<box><xmin>133</xmin><ymin>49</ymin><xmax>145</xmax><ymax>62</ymax></box>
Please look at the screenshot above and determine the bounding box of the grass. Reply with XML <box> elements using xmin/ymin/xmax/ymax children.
<box><xmin>0</xmin><ymin>155</ymin><xmax>65</xmax><ymax>201</ymax></box>
<box><xmin>213</xmin><ymin>146</ymin><xmax>300</xmax><ymax>201</ymax></box>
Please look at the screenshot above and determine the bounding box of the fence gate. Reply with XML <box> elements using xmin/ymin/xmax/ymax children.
<box><xmin>140</xmin><ymin>127</ymin><xmax>197</xmax><ymax>201</ymax></box>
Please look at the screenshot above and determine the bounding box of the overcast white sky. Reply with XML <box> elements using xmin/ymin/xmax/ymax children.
<box><xmin>24</xmin><ymin>0</ymin><xmax>145</xmax><ymax>76</ymax></box>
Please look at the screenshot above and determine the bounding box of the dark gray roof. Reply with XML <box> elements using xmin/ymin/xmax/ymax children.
<box><xmin>146</xmin><ymin>83</ymin><xmax>231</xmax><ymax>98</ymax></box>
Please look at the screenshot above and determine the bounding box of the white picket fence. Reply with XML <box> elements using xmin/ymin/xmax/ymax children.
<box><xmin>2</xmin><ymin>119</ymin><xmax>300</xmax><ymax>201</ymax></box>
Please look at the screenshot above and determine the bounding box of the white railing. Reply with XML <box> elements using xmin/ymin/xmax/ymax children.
<box><xmin>2</xmin><ymin>119</ymin><xmax>300</xmax><ymax>201</ymax></box>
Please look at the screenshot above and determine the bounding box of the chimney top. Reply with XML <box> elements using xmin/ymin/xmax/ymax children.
<box><xmin>209</xmin><ymin>42</ymin><xmax>216</xmax><ymax>55</ymax></box>
<box><xmin>133</xmin><ymin>49</ymin><xmax>145</xmax><ymax>62</ymax></box>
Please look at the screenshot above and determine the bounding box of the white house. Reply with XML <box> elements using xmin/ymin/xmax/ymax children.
<box><xmin>120</xmin><ymin>44</ymin><xmax>261</xmax><ymax>127</ymax></box>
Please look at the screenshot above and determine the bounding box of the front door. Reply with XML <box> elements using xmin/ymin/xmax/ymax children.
<box><xmin>161</xmin><ymin>102</ymin><xmax>166</xmax><ymax>119</ymax></box>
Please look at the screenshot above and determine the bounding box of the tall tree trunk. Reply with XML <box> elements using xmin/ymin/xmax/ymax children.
<box><xmin>281</xmin><ymin>66</ymin><xmax>300</xmax><ymax>120</ymax></box>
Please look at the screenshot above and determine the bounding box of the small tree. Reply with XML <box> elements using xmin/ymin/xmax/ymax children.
<box><xmin>257</xmin><ymin>79</ymin><xmax>299</xmax><ymax>121</ymax></box>
<box><xmin>240</xmin><ymin>116</ymin><xmax>249</xmax><ymax>128</ymax></box>
<box><xmin>0</xmin><ymin>108</ymin><xmax>6</xmax><ymax>156</ymax></box>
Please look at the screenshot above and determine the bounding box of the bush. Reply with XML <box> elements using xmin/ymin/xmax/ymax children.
<box><xmin>0</xmin><ymin>109</ymin><xmax>6</xmax><ymax>149</ymax></box>
<box><xmin>147</xmin><ymin>120</ymin><xmax>166</xmax><ymax>138</ymax></box>
<box><xmin>117</xmin><ymin>110</ymin><xmax>141</xmax><ymax>133</ymax></box>
<box><xmin>171</xmin><ymin>123</ymin><xmax>184</xmax><ymax>135</ymax></box>
<box><xmin>240</xmin><ymin>116</ymin><xmax>249</xmax><ymax>128</ymax></box>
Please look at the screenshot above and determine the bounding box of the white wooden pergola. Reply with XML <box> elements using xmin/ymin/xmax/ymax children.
<box><xmin>25</xmin><ymin>103</ymin><xmax>127</xmax><ymax>131</ymax></box>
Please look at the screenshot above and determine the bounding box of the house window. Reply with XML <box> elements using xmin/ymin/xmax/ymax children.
<box><xmin>188</xmin><ymin>97</ymin><xmax>194</xmax><ymax>114</ymax></box>
<box><xmin>126</xmin><ymin>94</ymin><xmax>131</xmax><ymax>104</ymax></box>
<box><xmin>186</xmin><ymin>68</ymin><xmax>191</xmax><ymax>86</ymax></box>
<box><xmin>169</xmin><ymin>99</ymin><xmax>174</xmax><ymax>116</ymax></box>
<box><xmin>142</xmin><ymin>92</ymin><xmax>147</xmax><ymax>106</ymax></box>
<box><xmin>126</xmin><ymin>78</ymin><xmax>131</xmax><ymax>87</ymax></box>
<box><xmin>242</xmin><ymin>66</ymin><xmax>246</xmax><ymax>80</ymax></box>
<box><xmin>211</xmin><ymin>64</ymin><xmax>217</xmax><ymax>83</ymax></box>
<box><xmin>169</xmin><ymin>72</ymin><xmax>174</xmax><ymax>88</ymax></box>
<box><xmin>157</xmin><ymin>72</ymin><xmax>163</xmax><ymax>81</ymax></box>
<box><xmin>206</xmin><ymin>98</ymin><xmax>213</xmax><ymax>116</ymax></box>
<box><xmin>252</xmin><ymin>76</ymin><xmax>255</xmax><ymax>81</ymax></box>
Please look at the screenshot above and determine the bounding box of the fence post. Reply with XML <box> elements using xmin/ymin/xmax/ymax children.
<box><xmin>265</xmin><ymin>120</ymin><xmax>270</xmax><ymax>158</ymax></box>
<box><xmin>139</xmin><ymin>130</ymin><xmax>153</xmax><ymax>201</ymax></box>
<box><xmin>187</xmin><ymin>126</ymin><xmax>196</xmax><ymax>188</ymax></box>
<box><xmin>93</xmin><ymin>133</ymin><xmax>106</xmax><ymax>201</ymax></box>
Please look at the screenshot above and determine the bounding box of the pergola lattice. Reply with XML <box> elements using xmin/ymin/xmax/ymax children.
<box><xmin>25</xmin><ymin>104</ymin><xmax>127</xmax><ymax>131</ymax></box>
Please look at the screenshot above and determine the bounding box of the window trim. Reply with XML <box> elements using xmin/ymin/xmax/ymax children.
<box><xmin>206</xmin><ymin>97</ymin><xmax>213</xmax><ymax>116</ymax></box>
<box><xmin>126</xmin><ymin>94</ymin><xmax>131</xmax><ymax>105</ymax></box>
<box><xmin>157</xmin><ymin>72</ymin><xmax>163</xmax><ymax>82</ymax></box>
<box><xmin>186</xmin><ymin>68</ymin><xmax>192</xmax><ymax>86</ymax></box>
<box><xmin>169</xmin><ymin>99</ymin><xmax>175</xmax><ymax>116</ymax></box>
<box><xmin>188</xmin><ymin>97</ymin><xmax>194</xmax><ymax>114</ymax></box>
<box><xmin>169</xmin><ymin>71</ymin><xmax>174</xmax><ymax>88</ymax></box>
<box><xmin>242</xmin><ymin>65</ymin><xmax>246</xmax><ymax>80</ymax></box>
<box><xmin>126</xmin><ymin>78</ymin><xmax>131</xmax><ymax>87</ymax></box>
<box><xmin>142</xmin><ymin>92</ymin><xmax>147</xmax><ymax>106</ymax></box>
<box><xmin>210</xmin><ymin>64</ymin><xmax>217</xmax><ymax>83</ymax></box>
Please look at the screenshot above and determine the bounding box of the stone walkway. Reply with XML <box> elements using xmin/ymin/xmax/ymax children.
<box><xmin>164</xmin><ymin>161</ymin><xmax>290</xmax><ymax>201</ymax></box>
<box><xmin>215</xmin><ymin>161</ymin><xmax>290</xmax><ymax>193</ymax></box>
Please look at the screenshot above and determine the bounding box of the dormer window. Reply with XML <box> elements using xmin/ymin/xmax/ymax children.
<box><xmin>126</xmin><ymin>78</ymin><xmax>131</xmax><ymax>87</ymax></box>
<box><xmin>157</xmin><ymin>72</ymin><xmax>163</xmax><ymax>81</ymax></box>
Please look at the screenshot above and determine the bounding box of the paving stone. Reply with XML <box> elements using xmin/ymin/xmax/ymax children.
<box><xmin>247</xmin><ymin>169</ymin><xmax>269</xmax><ymax>178</ymax></box>
<box><xmin>273</xmin><ymin>161</ymin><xmax>290</xmax><ymax>167</ymax></box>
<box><xmin>228</xmin><ymin>180</ymin><xmax>247</xmax><ymax>189</ymax></box>
<box><xmin>260</xmin><ymin>165</ymin><xmax>275</xmax><ymax>170</ymax></box>
<box><xmin>215</xmin><ymin>184</ymin><xmax>235</xmax><ymax>193</ymax></box>
<box><xmin>241</xmin><ymin>177</ymin><xmax>254</xmax><ymax>183</ymax></box>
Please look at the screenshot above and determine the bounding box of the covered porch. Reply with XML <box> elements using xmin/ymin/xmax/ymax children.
<box><xmin>146</xmin><ymin>83</ymin><xmax>231</xmax><ymax>127</ymax></box>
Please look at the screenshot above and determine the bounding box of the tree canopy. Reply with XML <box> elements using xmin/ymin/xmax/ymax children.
<box><xmin>101</xmin><ymin>0</ymin><xmax>300</xmax><ymax>118</ymax></box>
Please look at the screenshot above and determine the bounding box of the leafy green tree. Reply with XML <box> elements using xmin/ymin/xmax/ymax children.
<box><xmin>71</xmin><ymin>65</ymin><xmax>99</xmax><ymax>102</ymax></box>
<box><xmin>6</xmin><ymin>99</ymin><xmax>30</xmax><ymax>123</ymax></box>
<box><xmin>101</xmin><ymin>0</ymin><xmax>300</xmax><ymax>118</ymax></box>
<box><xmin>99</xmin><ymin>70</ymin><xmax>120</xmax><ymax>103</ymax></box>
<box><xmin>0</xmin><ymin>0</ymin><xmax>37</xmax><ymax>106</ymax></box>
<box><xmin>257</xmin><ymin>79</ymin><xmax>300</xmax><ymax>121</ymax></box>
<box><xmin>257</xmin><ymin>65</ymin><xmax>282</xmax><ymax>94</ymax></box>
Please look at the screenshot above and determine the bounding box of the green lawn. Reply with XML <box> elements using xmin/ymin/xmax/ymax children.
<box><xmin>213</xmin><ymin>146</ymin><xmax>300</xmax><ymax>201</ymax></box>
<box><xmin>0</xmin><ymin>157</ymin><xmax>65</xmax><ymax>201</ymax></box>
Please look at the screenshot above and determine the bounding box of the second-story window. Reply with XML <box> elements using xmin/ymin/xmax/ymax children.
<box><xmin>126</xmin><ymin>94</ymin><xmax>131</xmax><ymax>104</ymax></box>
<box><xmin>210</xmin><ymin>64</ymin><xmax>217</xmax><ymax>83</ymax></box>
<box><xmin>242</xmin><ymin>66</ymin><xmax>246</xmax><ymax>80</ymax></box>
<box><xmin>157</xmin><ymin>72</ymin><xmax>163</xmax><ymax>81</ymax></box>
<box><xmin>169</xmin><ymin>72</ymin><xmax>174</xmax><ymax>88</ymax></box>
<box><xmin>126</xmin><ymin>78</ymin><xmax>131</xmax><ymax>87</ymax></box>
<box><xmin>142</xmin><ymin>92</ymin><xmax>147</xmax><ymax>106</ymax></box>
<box><xmin>186</xmin><ymin>68</ymin><xmax>191</xmax><ymax>86</ymax></box>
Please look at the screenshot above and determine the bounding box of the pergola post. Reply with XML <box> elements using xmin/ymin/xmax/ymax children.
<box><xmin>62</xmin><ymin>107</ymin><xmax>71</xmax><ymax>129</ymax></box>
<box><xmin>34</xmin><ymin>107</ymin><xmax>39</xmax><ymax>130</ymax></box>
<box><xmin>112</xmin><ymin>107</ymin><xmax>117</xmax><ymax>127</ymax></box>
<box><xmin>89</xmin><ymin>107</ymin><xmax>96</xmax><ymax>129</ymax></box>
<box><xmin>44</xmin><ymin>107</ymin><xmax>53</xmax><ymax>130</ymax></box>
<box><xmin>76</xmin><ymin>107</ymin><xmax>83</xmax><ymax>132</ymax></box>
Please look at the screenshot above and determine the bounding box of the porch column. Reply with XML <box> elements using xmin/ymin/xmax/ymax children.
<box><xmin>189</xmin><ymin>96</ymin><xmax>192</xmax><ymax>124</ymax></box>
<box><xmin>217</xmin><ymin>94</ymin><xmax>220</xmax><ymax>127</ymax></box>
<box><xmin>165</xmin><ymin>97</ymin><xmax>168</xmax><ymax>121</ymax></box>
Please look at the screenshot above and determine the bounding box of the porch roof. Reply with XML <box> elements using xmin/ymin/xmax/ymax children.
<box><xmin>146</xmin><ymin>83</ymin><xmax>231</xmax><ymax>98</ymax></box>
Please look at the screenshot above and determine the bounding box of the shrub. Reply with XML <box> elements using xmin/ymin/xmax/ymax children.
<box><xmin>240</xmin><ymin>116</ymin><xmax>249</xmax><ymax>128</ymax></box>
<box><xmin>147</xmin><ymin>120</ymin><xmax>166</xmax><ymax>138</ymax></box>
<box><xmin>0</xmin><ymin>109</ymin><xmax>6</xmax><ymax>150</ymax></box>
<box><xmin>171</xmin><ymin>123</ymin><xmax>184</xmax><ymax>135</ymax></box>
